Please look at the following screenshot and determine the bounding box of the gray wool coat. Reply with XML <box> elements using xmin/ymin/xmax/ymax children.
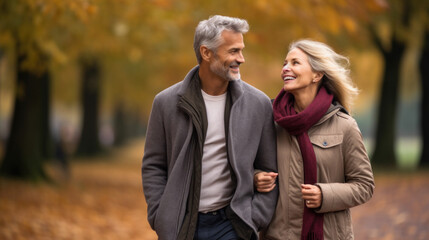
<box><xmin>142</xmin><ymin>66</ymin><xmax>278</xmax><ymax>240</ymax></box>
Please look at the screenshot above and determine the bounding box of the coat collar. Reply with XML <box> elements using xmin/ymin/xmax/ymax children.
<box><xmin>178</xmin><ymin>65</ymin><xmax>200</xmax><ymax>96</ymax></box>
<box><xmin>314</xmin><ymin>102</ymin><xmax>348</xmax><ymax>127</ymax></box>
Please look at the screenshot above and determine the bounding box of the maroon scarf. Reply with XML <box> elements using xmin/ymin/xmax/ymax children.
<box><xmin>273</xmin><ymin>87</ymin><xmax>333</xmax><ymax>240</ymax></box>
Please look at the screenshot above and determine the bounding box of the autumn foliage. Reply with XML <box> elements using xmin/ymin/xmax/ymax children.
<box><xmin>1</xmin><ymin>1</ymin><xmax>428</xmax><ymax>238</ymax></box>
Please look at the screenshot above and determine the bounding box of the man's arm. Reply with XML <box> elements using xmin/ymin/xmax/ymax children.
<box><xmin>141</xmin><ymin>96</ymin><xmax>168</xmax><ymax>229</ymax></box>
<box><xmin>251</xmin><ymin>103</ymin><xmax>279</xmax><ymax>230</ymax></box>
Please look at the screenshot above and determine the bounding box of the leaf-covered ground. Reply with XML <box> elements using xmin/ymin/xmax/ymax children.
<box><xmin>352</xmin><ymin>170</ymin><xmax>429</xmax><ymax>240</ymax></box>
<box><xmin>0</xmin><ymin>140</ymin><xmax>157</xmax><ymax>240</ymax></box>
<box><xmin>0</xmin><ymin>139</ymin><xmax>428</xmax><ymax>240</ymax></box>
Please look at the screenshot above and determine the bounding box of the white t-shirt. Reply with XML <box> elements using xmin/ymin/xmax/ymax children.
<box><xmin>199</xmin><ymin>90</ymin><xmax>234</xmax><ymax>212</ymax></box>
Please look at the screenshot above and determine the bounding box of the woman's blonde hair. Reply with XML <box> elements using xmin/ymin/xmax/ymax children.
<box><xmin>289</xmin><ymin>39</ymin><xmax>359</xmax><ymax>113</ymax></box>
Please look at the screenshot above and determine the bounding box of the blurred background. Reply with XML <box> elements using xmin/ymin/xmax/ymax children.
<box><xmin>0</xmin><ymin>0</ymin><xmax>428</xmax><ymax>239</ymax></box>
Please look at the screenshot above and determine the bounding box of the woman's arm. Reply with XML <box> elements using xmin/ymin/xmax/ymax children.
<box><xmin>316</xmin><ymin>117</ymin><xmax>375</xmax><ymax>213</ymax></box>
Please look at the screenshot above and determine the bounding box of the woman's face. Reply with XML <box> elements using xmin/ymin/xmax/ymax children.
<box><xmin>281</xmin><ymin>47</ymin><xmax>321</xmax><ymax>94</ymax></box>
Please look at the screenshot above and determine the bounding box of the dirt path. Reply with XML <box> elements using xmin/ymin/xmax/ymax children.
<box><xmin>0</xmin><ymin>139</ymin><xmax>428</xmax><ymax>239</ymax></box>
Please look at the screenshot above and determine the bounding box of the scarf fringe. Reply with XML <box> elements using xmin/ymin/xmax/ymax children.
<box><xmin>306</xmin><ymin>232</ymin><xmax>322</xmax><ymax>240</ymax></box>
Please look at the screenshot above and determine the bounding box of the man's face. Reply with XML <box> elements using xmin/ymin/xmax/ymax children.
<box><xmin>209</xmin><ymin>30</ymin><xmax>245</xmax><ymax>81</ymax></box>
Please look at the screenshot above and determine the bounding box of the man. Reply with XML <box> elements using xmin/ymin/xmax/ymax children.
<box><xmin>142</xmin><ymin>15</ymin><xmax>278</xmax><ymax>240</ymax></box>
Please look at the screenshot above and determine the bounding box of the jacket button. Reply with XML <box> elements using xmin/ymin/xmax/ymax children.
<box><xmin>323</xmin><ymin>141</ymin><xmax>328</xmax><ymax>146</ymax></box>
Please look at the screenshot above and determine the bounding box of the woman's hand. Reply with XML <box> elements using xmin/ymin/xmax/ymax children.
<box><xmin>254</xmin><ymin>171</ymin><xmax>278</xmax><ymax>192</ymax></box>
<box><xmin>301</xmin><ymin>184</ymin><xmax>322</xmax><ymax>208</ymax></box>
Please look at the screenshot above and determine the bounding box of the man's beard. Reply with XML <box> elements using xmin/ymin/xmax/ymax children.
<box><xmin>210</xmin><ymin>58</ymin><xmax>240</xmax><ymax>81</ymax></box>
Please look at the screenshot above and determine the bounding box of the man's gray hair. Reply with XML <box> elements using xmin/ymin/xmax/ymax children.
<box><xmin>193</xmin><ymin>15</ymin><xmax>249</xmax><ymax>64</ymax></box>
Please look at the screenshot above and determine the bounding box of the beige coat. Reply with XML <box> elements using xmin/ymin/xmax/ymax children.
<box><xmin>262</xmin><ymin>106</ymin><xmax>375</xmax><ymax>240</ymax></box>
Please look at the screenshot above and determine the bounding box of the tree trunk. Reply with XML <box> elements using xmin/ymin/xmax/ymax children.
<box><xmin>76</xmin><ymin>58</ymin><xmax>102</xmax><ymax>156</ymax></box>
<box><xmin>419</xmin><ymin>31</ymin><xmax>429</xmax><ymax>167</ymax></box>
<box><xmin>113</xmin><ymin>102</ymin><xmax>127</xmax><ymax>147</ymax></box>
<box><xmin>42</xmin><ymin>66</ymin><xmax>54</xmax><ymax>160</ymax></box>
<box><xmin>371</xmin><ymin>39</ymin><xmax>405</xmax><ymax>168</ymax></box>
<box><xmin>130</xmin><ymin>109</ymin><xmax>145</xmax><ymax>138</ymax></box>
<box><xmin>0</xmin><ymin>51</ymin><xmax>50</xmax><ymax>180</ymax></box>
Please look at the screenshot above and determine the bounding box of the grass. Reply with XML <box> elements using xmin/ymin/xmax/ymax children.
<box><xmin>395</xmin><ymin>138</ymin><xmax>421</xmax><ymax>170</ymax></box>
<box><xmin>364</xmin><ymin>137</ymin><xmax>421</xmax><ymax>170</ymax></box>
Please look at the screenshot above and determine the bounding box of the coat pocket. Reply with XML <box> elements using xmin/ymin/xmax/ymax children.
<box><xmin>310</xmin><ymin>134</ymin><xmax>344</xmax><ymax>172</ymax></box>
<box><xmin>310</xmin><ymin>134</ymin><xmax>343</xmax><ymax>149</ymax></box>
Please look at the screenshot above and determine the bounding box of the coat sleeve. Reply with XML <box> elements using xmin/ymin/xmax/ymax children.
<box><xmin>141</xmin><ymin>95</ymin><xmax>168</xmax><ymax>229</ymax></box>
<box><xmin>251</xmin><ymin>101</ymin><xmax>279</xmax><ymax>230</ymax></box>
<box><xmin>316</xmin><ymin>117</ymin><xmax>375</xmax><ymax>213</ymax></box>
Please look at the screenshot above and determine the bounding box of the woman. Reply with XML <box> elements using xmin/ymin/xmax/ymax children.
<box><xmin>255</xmin><ymin>39</ymin><xmax>375</xmax><ymax>240</ymax></box>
